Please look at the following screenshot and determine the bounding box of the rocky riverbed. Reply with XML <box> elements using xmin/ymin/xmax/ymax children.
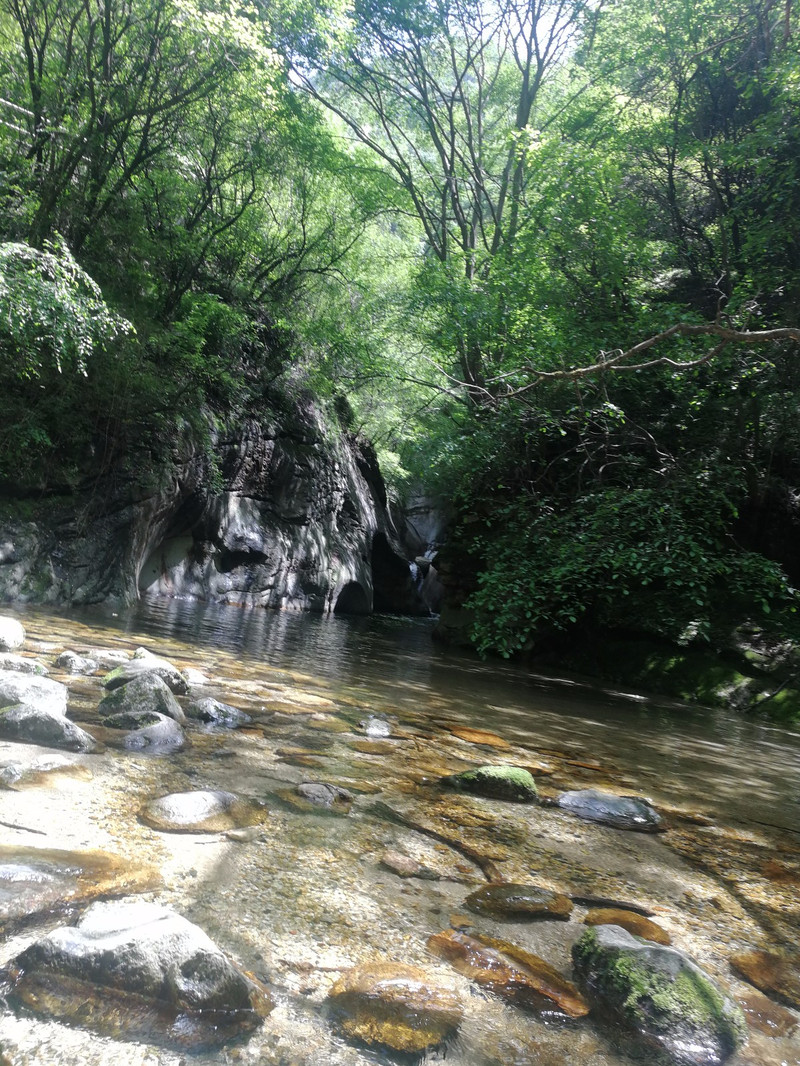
<box><xmin>0</xmin><ymin>609</ymin><xmax>798</xmax><ymax>1066</ymax></box>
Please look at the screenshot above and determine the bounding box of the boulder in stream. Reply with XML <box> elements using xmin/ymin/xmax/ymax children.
<box><xmin>122</xmin><ymin>713</ymin><xmax>187</xmax><ymax>754</ymax></box>
<box><xmin>0</xmin><ymin>703</ymin><xmax>100</xmax><ymax>753</ymax></box>
<box><xmin>465</xmin><ymin>883</ymin><xmax>573</xmax><ymax>921</ymax></box>
<box><xmin>0</xmin><ymin>617</ymin><xmax>25</xmax><ymax>651</ymax></box>
<box><xmin>557</xmin><ymin>788</ymin><xmax>663</xmax><ymax>832</ymax></box>
<box><xmin>326</xmin><ymin>961</ymin><xmax>463</xmax><ymax>1054</ymax></box>
<box><xmin>572</xmin><ymin>925</ymin><xmax>747</xmax><ymax>1066</ymax></box>
<box><xmin>442</xmin><ymin>764</ymin><xmax>539</xmax><ymax>803</ymax></box>
<box><xmin>0</xmin><ymin>671</ymin><xmax>67</xmax><ymax>715</ymax></box>
<box><xmin>55</xmin><ymin>651</ymin><xmax>99</xmax><ymax>675</ymax></box>
<box><xmin>360</xmin><ymin>715</ymin><xmax>392</xmax><ymax>738</ymax></box>
<box><xmin>186</xmin><ymin>696</ymin><xmax>251</xmax><ymax>728</ymax></box>
<box><xmin>98</xmin><ymin>672</ymin><xmax>186</xmax><ymax>724</ymax></box>
<box><xmin>7</xmin><ymin>900</ymin><xmax>273</xmax><ymax>1047</ymax></box>
<box><xmin>103</xmin><ymin>650</ymin><xmax>188</xmax><ymax>695</ymax></box>
<box><xmin>428</xmin><ymin>929</ymin><xmax>589</xmax><ymax>1019</ymax></box>
<box><xmin>0</xmin><ymin>653</ymin><xmax>47</xmax><ymax>675</ymax></box>
<box><xmin>296</xmin><ymin>782</ymin><xmax>354</xmax><ymax>812</ymax></box>
<box><xmin>140</xmin><ymin>790</ymin><xmax>266</xmax><ymax>833</ymax></box>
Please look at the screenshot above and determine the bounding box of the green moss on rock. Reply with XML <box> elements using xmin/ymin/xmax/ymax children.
<box><xmin>572</xmin><ymin>926</ymin><xmax>746</xmax><ymax>1066</ymax></box>
<box><xmin>441</xmin><ymin>764</ymin><xmax>538</xmax><ymax>802</ymax></box>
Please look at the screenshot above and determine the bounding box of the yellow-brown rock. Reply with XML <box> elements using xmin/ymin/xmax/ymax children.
<box><xmin>427</xmin><ymin>930</ymin><xmax>589</xmax><ymax>1018</ymax></box>
<box><xmin>447</xmin><ymin>726</ymin><xmax>510</xmax><ymax>749</ymax></box>
<box><xmin>327</xmin><ymin>961</ymin><xmax>463</xmax><ymax>1054</ymax></box>
<box><xmin>737</xmin><ymin>989</ymin><xmax>798</xmax><ymax>1037</ymax></box>
<box><xmin>731</xmin><ymin>950</ymin><xmax>800</xmax><ymax>1010</ymax></box>
<box><xmin>583</xmin><ymin>908</ymin><xmax>671</xmax><ymax>945</ymax></box>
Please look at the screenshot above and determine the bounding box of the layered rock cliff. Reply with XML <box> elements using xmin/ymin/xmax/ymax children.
<box><xmin>0</xmin><ymin>401</ymin><xmax>429</xmax><ymax>615</ymax></box>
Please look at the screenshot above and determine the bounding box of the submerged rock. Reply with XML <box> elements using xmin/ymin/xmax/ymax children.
<box><xmin>730</xmin><ymin>950</ymin><xmax>800</xmax><ymax>1011</ymax></box>
<box><xmin>584</xmin><ymin>907</ymin><xmax>671</xmax><ymax>945</ymax></box>
<box><xmin>0</xmin><ymin>653</ymin><xmax>48</xmax><ymax>675</ymax></box>
<box><xmin>0</xmin><ymin>846</ymin><xmax>160</xmax><ymax>932</ymax></box>
<box><xmin>360</xmin><ymin>716</ymin><xmax>392</xmax><ymax>738</ymax></box>
<box><xmin>55</xmin><ymin>651</ymin><xmax>99</xmax><ymax>675</ymax></box>
<box><xmin>140</xmin><ymin>790</ymin><xmax>266</xmax><ymax>833</ymax></box>
<box><xmin>122</xmin><ymin>713</ymin><xmax>187</xmax><ymax>754</ymax></box>
<box><xmin>8</xmin><ymin>900</ymin><xmax>272</xmax><ymax>1047</ymax></box>
<box><xmin>296</xmin><ymin>782</ymin><xmax>354</xmax><ymax>811</ymax></box>
<box><xmin>0</xmin><ymin>704</ymin><xmax>100</xmax><ymax>753</ymax></box>
<box><xmin>326</xmin><ymin>961</ymin><xmax>463</xmax><ymax>1054</ymax></box>
<box><xmin>446</xmin><ymin>725</ymin><xmax>510</xmax><ymax>749</ymax></box>
<box><xmin>0</xmin><ymin>617</ymin><xmax>25</xmax><ymax>651</ymax></box>
<box><xmin>572</xmin><ymin>925</ymin><xmax>747</xmax><ymax>1066</ymax></box>
<box><xmin>428</xmin><ymin>929</ymin><xmax>589</xmax><ymax>1019</ymax></box>
<box><xmin>186</xmin><ymin>696</ymin><xmax>251</xmax><ymax>728</ymax></box>
<box><xmin>98</xmin><ymin>673</ymin><xmax>186</xmax><ymax>724</ymax></box>
<box><xmin>557</xmin><ymin>788</ymin><xmax>663</xmax><ymax>832</ymax></box>
<box><xmin>465</xmin><ymin>883</ymin><xmax>573</xmax><ymax>921</ymax></box>
<box><xmin>380</xmin><ymin>850</ymin><xmax>440</xmax><ymax>880</ymax></box>
<box><xmin>0</xmin><ymin>671</ymin><xmax>67</xmax><ymax>716</ymax></box>
<box><xmin>0</xmin><ymin>754</ymin><xmax>92</xmax><ymax>790</ymax></box>
<box><xmin>103</xmin><ymin>651</ymin><xmax>188</xmax><ymax>695</ymax></box>
<box><xmin>442</xmin><ymin>764</ymin><xmax>538</xmax><ymax>803</ymax></box>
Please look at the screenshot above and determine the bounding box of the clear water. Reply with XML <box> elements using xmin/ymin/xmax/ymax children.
<box><xmin>0</xmin><ymin>599</ymin><xmax>798</xmax><ymax>1066</ymax></box>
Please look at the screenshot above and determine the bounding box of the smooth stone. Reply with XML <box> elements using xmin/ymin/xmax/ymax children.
<box><xmin>9</xmin><ymin>900</ymin><xmax>273</xmax><ymax>1045</ymax></box>
<box><xmin>0</xmin><ymin>705</ymin><xmax>100</xmax><ymax>753</ymax></box>
<box><xmin>0</xmin><ymin>754</ymin><xmax>92</xmax><ymax>790</ymax></box>
<box><xmin>0</xmin><ymin>671</ymin><xmax>67</xmax><ymax>715</ymax></box>
<box><xmin>103</xmin><ymin>652</ymin><xmax>188</xmax><ymax>695</ymax></box>
<box><xmin>380</xmin><ymin>850</ymin><xmax>440</xmax><ymax>880</ymax></box>
<box><xmin>0</xmin><ymin>653</ymin><xmax>48</xmax><ymax>675</ymax></box>
<box><xmin>326</xmin><ymin>961</ymin><xmax>463</xmax><ymax>1054</ymax></box>
<box><xmin>0</xmin><ymin>617</ymin><xmax>25</xmax><ymax>651</ymax></box>
<box><xmin>98</xmin><ymin>673</ymin><xmax>186</xmax><ymax>724</ymax></box>
<box><xmin>730</xmin><ymin>950</ymin><xmax>800</xmax><ymax>1010</ymax></box>
<box><xmin>584</xmin><ymin>907</ymin><xmax>671</xmax><ymax>945</ymax></box>
<box><xmin>360</xmin><ymin>716</ymin><xmax>391</xmax><ymax>738</ymax></box>
<box><xmin>465</xmin><ymin>883</ymin><xmax>573</xmax><ymax>920</ymax></box>
<box><xmin>447</xmin><ymin>725</ymin><xmax>510</xmax><ymax>749</ymax></box>
<box><xmin>296</xmin><ymin>782</ymin><xmax>353</xmax><ymax>811</ymax></box>
<box><xmin>572</xmin><ymin>925</ymin><xmax>747</xmax><ymax>1066</ymax></box>
<box><xmin>186</xmin><ymin>696</ymin><xmax>251</xmax><ymax>728</ymax></box>
<box><xmin>557</xmin><ymin>788</ymin><xmax>663</xmax><ymax>832</ymax></box>
<box><xmin>0</xmin><ymin>846</ymin><xmax>160</xmax><ymax>931</ymax></box>
<box><xmin>122</xmin><ymin>713</ymin><xmax>187</xmax><ymax>754</ymax></box>
<box><xmin>55</xmin><ymin>651</ymin><xmax>98</xmax><ymax>675</ymax></box>
<box><xmin>428</xmin><ymin>929</ymin><xmax>589</xmax><ymax>1018</ymax></box>
<box><xmin>442</xmin><ymin>764</ymin><xmax>538</xmax><ymax>803</ymax></box>
<box><xmin>140</xmin><ymin>790</ymin><xmax>266</xmax><ymax>833</ymax></box>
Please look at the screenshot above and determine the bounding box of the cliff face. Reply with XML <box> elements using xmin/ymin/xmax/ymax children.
<box><xmin>0</xmin><ymin>402</ymin><xmax>429</xmax><ymax>615</ymax></box>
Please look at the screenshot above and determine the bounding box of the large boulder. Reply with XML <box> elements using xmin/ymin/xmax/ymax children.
<box><xmin>557</xmin><ymin>788</ymin><xmax>663</xmax><ymax>832</ymax></box>
<box><xmin>103</xmin><ymin>651</ymin><xmax>188</xmax><ymax>695</ymax></box>
<box><xmin>55</xmin><ymin>651</ymin><xmax>98</xmax><ymax>675</ymax></box>
<box><xmin>185</xmin><ymin>696</ymin><xmax>251</xmax><ymax>728</ymax></box>
<box><xmin>98</xmin><ymin>672</ymin><xmax>186</xmax><ymax>724</ymax></box>
<box><xmin>9</xmin><ymin>900</ymin><xmax>272</xmax><ymax>1043</ymax></box>
<box><xmin>122</xmin><ymin>713</ymin><xmax>187</xmax><ymax>754</ymax></box>
<box><xmin>0</xmin><ymin>616</ymin><xmax>25</xmax><ymax>651</ymax></box>
<box><xmin>0</xmin><ymin>671</ymin><xmax>67</xmax><ymax>715</ymax></box>
<box><xmin>0</xmin><ymin>704</ymin><xmax>100</xmax><ymax>753</ymax></box>
<box><xmin>572</xmin><ymin>925</ymin><xmax>747</xmax><ymax>1066</ymax></box>
<box><xmin>0</xmin><ymin>653</ymin><xmax>47</xmax><ymax>675</ymax></box>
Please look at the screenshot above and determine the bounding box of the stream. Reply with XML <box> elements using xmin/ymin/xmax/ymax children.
<box><xmin>0</xmin><ymin>599</ymin><xmax>799</xmax><ymax>1066</ymax></box>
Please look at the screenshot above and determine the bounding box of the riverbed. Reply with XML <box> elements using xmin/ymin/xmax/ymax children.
<box><xmin>0</xmin><ymin>600</ymin><xmax>798</xmax><ymax>1066</ymax></box>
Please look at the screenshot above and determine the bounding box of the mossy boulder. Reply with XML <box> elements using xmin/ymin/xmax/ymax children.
<box><xmin>441</xmin><ymin>764</ymin><xmax>538</xmax><ymax>803</ymax></box>
<box><xmin>572</xmin><ymin>925</ymin><xmax>747</xmax><ymax>1066</ymax></box>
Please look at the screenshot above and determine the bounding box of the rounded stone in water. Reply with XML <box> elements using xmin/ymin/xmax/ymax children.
<box><xmin>557</xmin><ymin>788</ymin><xmax>663</xmax><ymax>831</ymax></box>
<box><xmin>441</xmin><ymin>764</ymin><xmax>539</xmax><ymax>802</ymax></box>
<box><xmin>464</xmin><ymin>883</ymin><xmax>573</xmax><ymax>920</ymax></box>
<box><xmin>140</xmin><ymin>789</ymin><xmax>266</xmax><ymax>832</ymax></box>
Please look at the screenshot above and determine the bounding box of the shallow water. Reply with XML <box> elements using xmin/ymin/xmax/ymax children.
<box><xmin>0</xmin><ymin>600</ymin><xmax>799</xmax><ymax>1066</ymax></box>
